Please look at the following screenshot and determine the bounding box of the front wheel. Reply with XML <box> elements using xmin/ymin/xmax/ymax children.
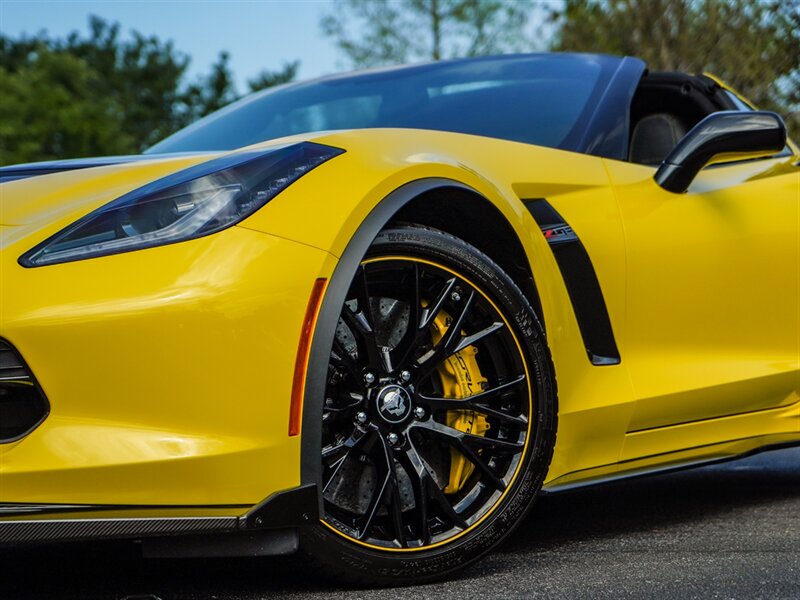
<box><xmin>302</xmin><ymin>225</ymin><xmax>557</xmax><ymax>585</ymax></box>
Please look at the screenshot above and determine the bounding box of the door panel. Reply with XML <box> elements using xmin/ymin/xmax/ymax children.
<box><xmin>605</xmin><ymin>156</ymin><xmax>799</xmax><ymax>435</ymax></box>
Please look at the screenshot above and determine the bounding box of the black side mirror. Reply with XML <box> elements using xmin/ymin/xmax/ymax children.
<box><xmin>654</xmin><ymin>111</ymin><xmax>787</xmax><ymax>193</ymax></box>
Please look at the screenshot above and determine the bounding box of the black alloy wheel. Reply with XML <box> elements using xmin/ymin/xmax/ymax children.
<box><xmin>302</xmin><ymin>225</ymin><xmax>557</xmax><ymax>585</ymax></box>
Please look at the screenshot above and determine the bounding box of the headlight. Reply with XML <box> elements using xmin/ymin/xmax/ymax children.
<box><xmin>20</xmin><ymin>142</ymin><xmax>343</xmax><ymax>267</ymax></box>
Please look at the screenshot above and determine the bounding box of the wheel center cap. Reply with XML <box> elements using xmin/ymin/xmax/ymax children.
<box><xmin>375</xmin><ymin>385</ymin><xmax>412</xmax><ymax>424</ymax></box>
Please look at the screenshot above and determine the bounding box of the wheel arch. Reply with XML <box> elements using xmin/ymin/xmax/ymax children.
<box><xmin>390</xmin><ymin>187</ymin><xmax>545</xmax><ymax>327</ymax></box>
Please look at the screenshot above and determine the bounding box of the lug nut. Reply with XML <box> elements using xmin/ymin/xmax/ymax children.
<box><xmin>363</xmin><ymin>372</ymin><xmax>376</xmax><ymax>385</ymax></box>
<box><xmin>414</xmin><ymin>406</ymin><xmax>425</xmax><ymax>419</ymax></box>
<box><xmin>387</xmin><ymin>432</ymin><xmax>400</xmax><ymax>445</ymax></box>
<box><xmin>356</xmin><ymin>411</ymin><xmax>368</xmax><ymax>424</ymax></box>
<box><xmin>451</xmin><ymin>291</ymin><xmax>461</xmax><ymax>302</ymax></box>
<box><xmin>399</xmin><ymin>370</ymin><xmax>411</xmax><ymax>382</ymax></box>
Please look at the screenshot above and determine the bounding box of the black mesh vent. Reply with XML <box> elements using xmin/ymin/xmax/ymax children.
<box><xmin>0</xmin><ymin>340</ymin><xmax>49</xmax><ymax>442</ymax></box>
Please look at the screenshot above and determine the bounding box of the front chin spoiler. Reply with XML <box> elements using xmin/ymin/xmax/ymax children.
<box><xmin>0</xmin><ymin>483</ymin><xmax>318</xmax><ymax>556</ymax></box>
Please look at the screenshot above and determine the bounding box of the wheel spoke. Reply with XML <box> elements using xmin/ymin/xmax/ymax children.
<box><xmin>442</xmin><ymin>401</ymin><xmax>527</xmax><ymax>426</ymax></box>
<box><xmin>426</xmin><ymin>470</ymin><xmax>469</xmax><ymax>527</ymax></box>
<box><xmin>456</xmin><ymin>446</ymin><xmax>506</xmax><ymax>492</ymax></box>
<box><xmin>356</xmin><ymin>430</ymin><xmax>393</xmax><ymax>540</ymax></box>
<box><xmin>340</xmin><ymin>308</ymin><xmax>381</xmax><ymax>369</ymax></box>
<box><xmin>412</xmin><ymin>420</ymin><xmax>519</xmax><ymax>491</ymax></box>
<box><xmin>419</xmin><ymin>277</ymin><xmax>456</xmax><ymax>331</ymax></box>
<box><xmin>393</xmin><ymin>263</ymin><xmax>423</xmax><ymax>369</ymax></box>
<box><xmin>418</xmin><ymin>375</ymin><xmax>528</xmax><ymax>426</ymax></box>
<box><xmin>388</xmin><ymin>467</ymin><xmax>407</xmax><ymax>547</ymax></box>
<box><xmin>321</xmin><ymin>427</ymin><xmax>369</xmax><ymax>493</ymax></box>
<box><xmin>353</xmin><ymin>266</ymin><xmax>374</xmax><ymax>330</ymax></box>
<box><xmin>379</xmin><ymin>345</ymin><xmax>394</xmax><ymax>374</ymax></box>
<box><xmin>420</xmin><ymin>419</ymin><xmax>524</xmax><ymax>454</ymax></box>
<box><xmin>416</xmin><ymin>290</ymin><xmax>475</xmax><ymax>380</ymax></box>
<box><xmin>452</xmin><ymin>321</ymin><xmax>504</xmax><ymax>355</ymax></box>
<box><xmin>321</xmin><ymin>393</ymin><xmax>364</xmax><ymax>424</ymax></box>
<box><xmin>438</xmin><ymin>290</ymin><xmax>474</xmax><ymax>354</ymax></box>
<box><xmin>340</xmin><ymin>272</ymin><xmax>384</xmax><ymax>368</ymax></box>
<box><xmin>331</xmin><ymin>336</ymin><xmax>359</xmax><ymax>377</ymax></box>
<box><xmin>402</xmin><ymin>444</ymin><xmax>467</xmax><ymax>532</ymax></box>
<box><xmin>396</xmin><ymin>445</ymin><xmax>431</xmax><ymax>543</ymax></box>
<box><xmin>410</xmin><ymin>263</ymin><xmax>421</xmax><ymax>331</ymax></box>
<box><xmin>337</xmin><ymin>391</ymin><xmax>365</xmax><ymax>407</ymax></box>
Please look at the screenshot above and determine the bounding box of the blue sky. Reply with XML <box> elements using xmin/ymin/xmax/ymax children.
<box><xmin>0</xmin><ymin>0</ymin><xmax>343</xmax><ymax>91</ymax></box>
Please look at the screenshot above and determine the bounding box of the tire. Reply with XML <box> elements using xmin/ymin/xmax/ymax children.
<box><xmin>301</xmin><ymin>225</ymin><xmax>557</xmax><ymax>586</ymax></box>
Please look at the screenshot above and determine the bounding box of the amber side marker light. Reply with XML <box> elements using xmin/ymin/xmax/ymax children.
<box><xmin>289</xmin><ymin>277</ymin><xmax>328</xmax><ymax>436</ymax></box>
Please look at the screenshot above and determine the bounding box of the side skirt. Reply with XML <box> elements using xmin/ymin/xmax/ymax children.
<box><xmin>0</xmin><ymin>516</ymin><xmax>237</xmax><ymax>544</ymax></box>
<box><xmin>541</xmin><ymin>438</ymin><xmax>800</xmax><ymax>494</ymax></box>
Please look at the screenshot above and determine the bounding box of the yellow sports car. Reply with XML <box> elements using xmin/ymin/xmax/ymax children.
<box><xmin>1</xmin><ymin>53</ymin><xmax>798</xmax><ymax>585</ymax></box>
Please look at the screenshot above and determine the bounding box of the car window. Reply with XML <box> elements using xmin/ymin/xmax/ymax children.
<box><xmin>147</xmin><ymin>55</ymin><xmax>615</xmax><ymax>154</ymax></box>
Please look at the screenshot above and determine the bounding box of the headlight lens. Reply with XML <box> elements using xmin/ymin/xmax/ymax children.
<box><xmin>20</xmin><ymin>142</ymin><xmax>343</xmax><ymax>267</ymax></box>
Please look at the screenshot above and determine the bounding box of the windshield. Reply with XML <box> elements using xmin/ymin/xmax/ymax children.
<box><xmin>147</xmin><ymin>54</ymin><xmax>617</xmax><ymax>154</ymax></box>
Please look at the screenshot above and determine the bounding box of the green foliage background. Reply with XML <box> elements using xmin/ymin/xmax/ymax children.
<box><xmin>549</xmin><ymin>0</ymin><xmax>799</xmax><ymax>138</ymax></box>
<box><xmin>1</xmin><ymin>2</ymin><xmax>797</xmax><ymax>166</ymax></box>
<box><xmin>0</xmin><ymin>16</ymin><xmax>297</xmax><ymax>165</ymax></box>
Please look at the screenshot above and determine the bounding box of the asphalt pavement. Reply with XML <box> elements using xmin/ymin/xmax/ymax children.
<box><xmin>2</xmin><ymin>447</ymin><xmax>799</xmax><ymax>600</ymax></box>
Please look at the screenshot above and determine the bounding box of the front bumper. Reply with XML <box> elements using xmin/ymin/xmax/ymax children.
<box><xmin>0</xmin><ymin>224</ymin><xmax>335</xmax><ymax>508</ymax></box>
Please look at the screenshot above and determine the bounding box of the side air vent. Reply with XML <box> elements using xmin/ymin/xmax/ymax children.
<box><xmin>0</xmin><ymin>340</ymin><xmax>49</xmax><ymax>442</ymax></box>
<box><xmin>524</xmin><ymin>199</ymin><xmax>621</xmax><ymax>366</ymax></box>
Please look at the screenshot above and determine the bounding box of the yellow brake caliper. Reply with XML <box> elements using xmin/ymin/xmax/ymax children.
<box><xmin>430</xmin><ymin>310</ymin><xmax>490</xmax><ymax>494</ymax></box>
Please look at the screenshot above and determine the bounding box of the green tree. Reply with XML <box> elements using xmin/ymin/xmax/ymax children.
<box><xmin>550</xmin><ymin>0</ymin><xmax>799</xmax><ymax>137</ymax></box>
<box><xmin>182</xmin><ymin>51</ymin><xmax>239</xmax><ymax>124</ymax></box>
<box><xmin>183</xmin><ymin>56</ymin><xmax>302</xmax><ymax>122</ymax></box>
<box><xmin>784</xmin><ymin>0</ymin><xmax>799</xmax><ymax>133</ymax></box>
<box><xmin>248</xmin><ymin>61</ymin><xmax>300</xmax><ymax>93</ymax></box>
<box><xmin>321</xmin><ymin>0</ymin><xmax>536</xmax><ymax>68</ymax></box>
<box><xmin>0</xmin><ymin>48</ymin><xmax>133</xmax><ymax>165</ymax></box>
<box><xmin>56</xmin><ymin>16</ymin><xmax>194</xmax><ymax>149</ymax></box>
<box><xmin>0</xmin><ymin>16</ymin><xmax>301</xmax><ymax>165</ymax></box>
